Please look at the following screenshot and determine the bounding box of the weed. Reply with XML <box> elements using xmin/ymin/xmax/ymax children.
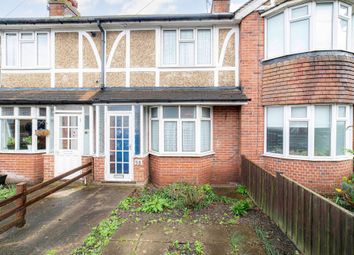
<box><xmin>230</xmin><ymin>232</ymin><xmax>245</xmax><ymax>255</ymax></box>
<box><xmin>194</xmin><ymin>240</ymin><xmax>204</xmax><ymax>255</ymax></box>
<box><xmin>117</xmin><ymin>197</ymin><xmax>134</xmax><ymax>210</ymax></box>
<box><xmin>231</xmin><ymin>200</ymin><xmax>251</xmax><ymax>216</ymax></box>
<box><xmin>235</xmin><ymin>185</ymin><xmax>248</xmax><ymax>195</ymax></box>
<box><xmin>0</xmin><ymin>185</ymin><xmax>16</xmax><ymax>201</ymax></box>
<box><xmin>72</xmin><ymin>216</ymin><xmax>125</xmax><ymax>255</ymax></box>
<box><xmin>46</xmin><ymin>250</ymin><xmax>57</xmax><ymax>255</ymax></box>
<box><xmin>137</xmin><ymin>195</ymin><xmax>171</xmax><ymax>213</ymax></box>
<box><xmin>255</xmin><ymin>226</ymin><xmax>281</xmax><ymax>255</ymax></box>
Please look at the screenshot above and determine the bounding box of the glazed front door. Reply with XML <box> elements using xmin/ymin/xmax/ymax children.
<box><xmin>54</xmin><ymin>114</ymin><xmax>82</xmax><ymax>178</ymax></box>
<box><xmin>106</xmin><ymin>113</ymin><xmax>133</xmax><ymax>181</ymax></box>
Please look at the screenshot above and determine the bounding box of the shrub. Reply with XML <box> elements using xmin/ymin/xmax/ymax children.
<box><xmin>231</xmin><ymin>200</ymin><xmax>251</xmax><ymax>216</ymax></box>
<box><xmin>334</xmin><ymin>174</ymin><xmax>354</xmax><ymax>212</ymax></box>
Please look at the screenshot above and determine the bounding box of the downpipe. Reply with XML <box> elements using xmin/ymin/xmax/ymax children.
<box><xmin>97</xmin><ymin>20</ymin><xmax>106</xmax><ymax>90</ymax></box>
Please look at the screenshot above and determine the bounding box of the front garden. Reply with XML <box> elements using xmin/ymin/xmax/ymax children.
<box><xmin>70</xmin><ymin>183</ymin><xmax>298</xmax><ymax>255</ymax></box>
<box><xmin>0</xmin><ymin>184</ymin><xmax>16</xmax><ymax>201</ymax></box>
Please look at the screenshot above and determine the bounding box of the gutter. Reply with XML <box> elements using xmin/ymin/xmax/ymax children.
<box><xmin>97</xmin><ymin>20</ymin><xmax>106</xmax><ymax>90</ymax></box>
<box><xmin>0</xmin><ymin>13</ymin><xmax>234</xmax><ymax>25</ymax></box>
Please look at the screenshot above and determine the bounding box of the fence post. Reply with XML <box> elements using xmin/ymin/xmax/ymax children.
<box><xmin>275</xmin><ymin>171</ymin><xmax>283</xmax><ymax>229</ymax></box>
<box><xmin>15</xmin><ymin>182</ymin><xmax>27</xmax><ymax>228</ymax></box>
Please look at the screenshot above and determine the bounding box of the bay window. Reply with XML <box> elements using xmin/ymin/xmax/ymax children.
<box><xmin>0</xmin><ymin>106</ymin><xmax>48</xmax><ymax>152</ymax></box>
<box><xmin>265</xmin><ymin>1</ymin><xmax>353</xmax><ymax>58</ymax></box>
<box><xmin>265</xmin><ymin>105</ymin><xmax>352</xmax><ymax>159</ymax></box>
<box><xmin>4</xmin><ymin>32</ymin><xmax>49</xmax><ymax>68</ymax></box>
<box><xmin>150</xmin><ymin>106</ymin><xmax>212</xmax><ymax>154</ymax></box>
<box><xmin>162</xmin><ymin>28</ymin><xmax>212</xmax><ymax>66</ymax></box>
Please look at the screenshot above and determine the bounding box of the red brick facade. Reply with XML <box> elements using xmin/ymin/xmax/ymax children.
<box><xmin>0</xmin><ymin>153</ymin><xmax>44</xmax><ymax>184</ymax></box>
<box><xmin>150</xmin><ymin>106</ymin><xmax>241</xmax><ymax>186</ymax></box>
<box><xmin>263</xmin><ymin>156</ymin><xmax>353</xmax><ymax>193</ymax></box>
<box><xmin>262</xmin><ymin>51</ymin><xmax>354</xmax><ymax>106</ymax></box>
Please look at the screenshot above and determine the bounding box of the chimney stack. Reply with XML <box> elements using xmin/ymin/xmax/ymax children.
<box><xmin>211</xmin><ymin>0</ymin><xmax>230</xmax><ymax>13</ymax></box>
<box><xmin>48</xmin><ymin>0</ymin><xmax>80</xmax><ymax>17</ymax></box>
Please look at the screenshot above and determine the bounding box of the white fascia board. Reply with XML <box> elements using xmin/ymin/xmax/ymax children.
<box><xmin>93</xmin><ymin>101</ymin><xmax>248</xmax><ymax>106</ymax></box>
<box><xmin>234</xmin><ymin>0</ymin><xmax>269</xmax><ymax>21</ymax></box>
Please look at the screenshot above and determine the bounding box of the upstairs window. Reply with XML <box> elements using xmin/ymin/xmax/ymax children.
<box><xmin>266</xmin><ymin>1</ymin><xmax>353</xmax><ymax>59</ymax></box>
<box><xmin>162</xmin><ymin>28</ymin><xmax>212</xmax><ymax>66</ymax></box>
<box><xmin>4</xmin><ymin>32</ymin><xmax>49</xmax><ymax>68</ymax></box>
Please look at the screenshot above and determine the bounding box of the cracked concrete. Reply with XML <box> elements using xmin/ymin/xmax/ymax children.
<box><xmin>0</xmin><ymin>184</ymin><xmax>134</xmax><ymax>255</ymax></box>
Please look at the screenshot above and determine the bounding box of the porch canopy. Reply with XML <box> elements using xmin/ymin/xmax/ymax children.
<box><xmin>92</xmin><ymin>87</ymin><xmax>249</xmax><ymax>104</ymax></box>
<box><xmin>0</xmin><ymin>87</ymin><xmax>248</xmax><ymax>105</ymax></box>
<box><xmin>0</xmin><ymin>89</ymin><xmax>98</xmax><ymax>105</ymax></box>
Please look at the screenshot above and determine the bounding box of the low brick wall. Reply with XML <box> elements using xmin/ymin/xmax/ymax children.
<box><xmin>0</xmin><ymin>153</ymin><xmax>44</xmax><ymax>184</ymax></box>
<box><xmin>263</xmin><ymin>156</ymin><xmax>353</xmax><ymax>193</ymax></box>
<box><xmin>134</xmin><ymin>156</ymin><xmax>149</xmax><ymax>184</ymax></box>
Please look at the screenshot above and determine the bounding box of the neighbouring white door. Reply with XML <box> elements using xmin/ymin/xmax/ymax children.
<box><xmin>105</xmin><ymin>112</ymin><xmax>134</xmax><ymax>181</ymax></box>
<box><xmin>54</xmin><ymin>114</ymin><xmax>82</xmax><ymax>178</ymax></box>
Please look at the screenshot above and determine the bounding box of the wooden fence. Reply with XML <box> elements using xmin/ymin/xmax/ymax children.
<box><xmin>241</xmin><ymin>156</ymin><xmax>353</xmax><ymax>255</ymax></box>
<box><xmin>0</xmin><ymin>162</ymin><xmax>93</xmax><ymax>234</ymax></box>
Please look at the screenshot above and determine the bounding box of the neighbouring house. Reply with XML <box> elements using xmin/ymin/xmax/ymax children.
<box><xmin>0</xmin><ymin>0</ymin><xmax>353</xmax><ymax>192</ymax></box>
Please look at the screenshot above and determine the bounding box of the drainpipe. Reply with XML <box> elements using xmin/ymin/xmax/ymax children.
<box><xmin>97</xmin><ymin>20</ymin><xmax>106</xmax><ymax>90</ymax></box>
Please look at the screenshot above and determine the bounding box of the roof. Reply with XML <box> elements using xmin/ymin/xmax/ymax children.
<box><xmin>0</xmin><ymin>89</ymin><xmax>98</xmax><ymax>105</ymax></box>
<box><xmin>92</xmin><ymin>87</ymin><xmax>249</xmax><ymax>104</ymax></box>
<box><xmin>0</xmin><ymin>13</ymin><xmax>234</xmax><ymax>25</ymax></box>
<box><xmin>0</xmin><ymin>87</ymin><xmax>248</xmax><ymax>105</ymax></box>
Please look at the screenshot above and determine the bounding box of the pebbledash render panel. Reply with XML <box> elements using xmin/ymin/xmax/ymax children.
<box><xmin>0</xmin><ymin>0</ymin><xmax>354</xmax><ymax>193</ymax></box>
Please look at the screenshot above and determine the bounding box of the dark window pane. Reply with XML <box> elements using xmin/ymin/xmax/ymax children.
<box><xmin>37</xmin><ymin>120</ymin><xmax>46</xmax><ymax>150</ymax></box>
<box><xmin>289</xmin><ymin>121</ymin><xmax>308</xmax><ymax>156</ymax></box>
<box><xmin>267</xmin><ymin>128</ymin><xmax>283</xmax><ymax>154</ymax></box>
<box><xmin>20</xmin><ymin>119</ymin><xmax>32</xmax><ymax>150</ymax></box>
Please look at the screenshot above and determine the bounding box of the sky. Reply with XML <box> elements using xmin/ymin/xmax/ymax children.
<box><xmin>0</xmin><ymin>0</ymin><xmax>249</xmax><ymax>18</ymax></box>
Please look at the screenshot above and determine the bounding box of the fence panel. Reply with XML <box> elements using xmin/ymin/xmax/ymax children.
<box><xmin>240</xmin><ymin>156</ymin><xmax>353</xmax><ymax>255</ymax></box>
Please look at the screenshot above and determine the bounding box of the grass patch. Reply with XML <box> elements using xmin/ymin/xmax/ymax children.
<box><xmin>72</xmin><ymin>211</ymin><xmax>126</xmax><ymax>255</ymax></box>
<box><xmin>255</xmin><ymin>226</ymin><xmax>280</xmax><ymax>255</ymax></box>
<box><xmin>0</xmin><ymin>184</ymin><xmax>16</xmax><ymax>201</ymax></box>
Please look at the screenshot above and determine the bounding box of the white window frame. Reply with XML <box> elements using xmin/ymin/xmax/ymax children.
<box><xmin>161</xmin><ymin>28</ymin><xmax>214</xmax><ymax>67</ymax></box>
<box><xmin>149</xmin><ymin>105</ymin><xmax>213</xmax><ymax>156</ymax></box>
<box><xmin>2</xmin><ymin>31</ymin><xmax>50</xmax><ymax>69</ymax></box>
<box><xmin>265</xmin><ymin>1</ymin><xmax>353</xmax><ymax>59</ymax></box>
<box><xmin>0</xmin><ymin>106</ymin><xmax>48</xmax><ymax>153</ymax></box>
<box><xmin>264</xmin><ymin>104</ymin><xmax>353</xmax><ymax>161</ymax></box>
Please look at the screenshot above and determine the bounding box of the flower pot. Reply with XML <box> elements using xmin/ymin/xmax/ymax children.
<box><xmin>0</xmin><ymin>175</ymin><xmax>7</xmax><ymax>185</ymax></box>
<box><xmin>27</xmin><ymin>145</ymin><xmax>32</xmax><ymax>151</ymax></box>
<box><xmin>7</xmin><ymin>144</ymin><xmax>15</xmax><ymax>150</ymax></box>
<box><xmin>35</xmin><ymin>129</ymin><xmax>50</xmax><ymax>137</ymax></box>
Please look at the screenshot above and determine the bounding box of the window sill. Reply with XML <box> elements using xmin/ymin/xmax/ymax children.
<box><xmin>158</xmin><ymin>65</ymin><xmax>215</xmax><ymax>69</ymax></box>
<box><xmin>262</xmin><ymin>153</ymin><xmax>352</xmax><ymax>162</ymax></box>
<box><xmin>0</xmin><ymin>150</ymin><xmax>46</xmax><ymax>154</ymax></box>
<box><xmin>149</xmin><ymin>151</ymin><xmax>215</xmax><ymax>157</ymax></box>
<box><xmin>1</xmin><ymin>67</ymin><xmax>51</xmax><ymax>71</ymax></box>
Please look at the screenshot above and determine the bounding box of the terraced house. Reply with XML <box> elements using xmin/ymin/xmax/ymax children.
<box><xmin>0</xmin><ymin>0</ymin><xmax>353</xmax><ymax>192</ymax></box>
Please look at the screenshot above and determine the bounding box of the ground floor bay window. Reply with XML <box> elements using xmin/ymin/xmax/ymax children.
<box><xmin>0</xmin><ymin>106</ymin><xmax>49</xmax><ymax>152</ymax></box>
<box><xmin>150</xmin><ymin>106</ymin><xmax>212</xmax><ymax>155</ymax></box>
<box><xmin>265</xmin><ymin>105</ymin><xmax>353</xmax><ymax>159</ymax></box>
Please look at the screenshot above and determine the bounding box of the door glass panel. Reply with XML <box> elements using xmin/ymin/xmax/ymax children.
<box><xmin>59</xmin><ymin>116</ymin><xmax>78</xmax><ymax>150</ymax></box>
<box><xmin>109</xmin><ymin>115</ymin><xmax>130</xmax><ymax>177</ymax></box>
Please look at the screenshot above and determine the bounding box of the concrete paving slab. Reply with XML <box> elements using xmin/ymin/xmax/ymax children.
<box><xmin>0</xmin><ymin>184</ymin><xmax>134</xmax><ymax>255</ymax></box>
<box><xmin>103</xmin><ymin>240</ymin><xmax>138</xmax><ymax>255</ymax></box>
<box><xmin>140</xmin><ymin>223</ymin><xmax>177</xmax><ymax>242</ymax></box>
<box><xmin>199</xmin><ymin>225</ymin><xmax>231</xmax><ymax>244</ymax></box>
<box><xmin>110</xmin><ymin>222</ymin><xmax>144</xmax><ymax>241</ymax></box>
<box><xmin>135</xmin><ymin>240</ymin><xmax>170</xmax><ymax>255</ymax></box>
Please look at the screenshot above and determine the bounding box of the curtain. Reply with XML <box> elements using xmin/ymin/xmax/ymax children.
<box><xmin>197</xmin><ymin>29</ymin><xmax>211</xmax><ymax>65</ymax></box>
<box><xmin>164</xmin><ymin>121</ymin><xmax>177</xmax><ymax>152</ymax></box>
<box><xmin>163</xmin><ymin>30</ymin><xmax>177</xmax><ymax>65</ymax></box>
<box><xmin>182</xmin><ymin>121</ymin><xmax>196</xmax><ymax>152</ymax></box>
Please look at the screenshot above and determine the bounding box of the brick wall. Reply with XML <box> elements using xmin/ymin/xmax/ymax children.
<box><xmin>43</xmin><ymin>154</ymin><xmax>54</xmax><ymax>181</ymax></box>
<box><xmin>93</xmin><ymin>156</ymin><xmax>105</xmax><ymax>182</ymax></box>
<box><xmin>0</xmin><ymin>153</ymin><xmax>44</xmax><ymax>184</ymax></box>
<box><xmin>150</xmin><ymin>106</ymin><xmax>241</xmax><ymax>186</ymax></box>
<box><xmin>263</xmin><ymin>156</ymin><xmax>353</xmax><ymax>193</ymax></box>
<box><xmin>262</xmin><ymin>51</ymin><xmax>354</xmax><ymax>105</ymax></box>
<box><xmin>150</xmin><ymin>155</ymin><xmax>213</xmax><ymax>186</ymax></box>
<box><xmin>239</xmin><ymin>11</ymin><xmax>265</xmax><ymax>164</ymax></box>
<box><xmin>134</xmin><ymin>156</ymin><xmax>149</xmax><ymax>184</ymax></box>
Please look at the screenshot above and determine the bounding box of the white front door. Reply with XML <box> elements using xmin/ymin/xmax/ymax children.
<box><xmin>54</xmin><ymin>114</ymin><xmax>82</xmax><ymax>178</ymax></box>
<box><xmin>105</xmin><ymin>112</ymin><xmax>134</xmax><ymax>181</ymax></box>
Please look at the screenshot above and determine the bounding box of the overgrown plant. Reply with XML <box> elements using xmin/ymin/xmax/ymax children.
<box><xmin>334</xmin><ymin>174</ymin><xmax>354</xmax><ymax>212</ymax></box>
<box><xmin>255</xmin><ymin>226</ymin><xmax>281</xmax><ymax>255</ymax></box>
<box><xmin>235</xmin><ymin>185</ymin><xmax>248</xmax><ymax>195</ymax></box>
<box><xmin>165</xmin><ymin>240</ymin><xmax>204</xmax><ymax>255</ymax></box>
<box><xmin>231</xmin><ymin>200</ymin><xmax>251</xmax><ymax>216</ymax></box>
<box><xmin>137</xmin><ymin>195</ymin><xmax>171</xmax><ymax>213</ymax></box>
<box><xmin>0</xmin><ymin>185</ymin><xmax>16</xmax><ymax>201</ymax></box>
